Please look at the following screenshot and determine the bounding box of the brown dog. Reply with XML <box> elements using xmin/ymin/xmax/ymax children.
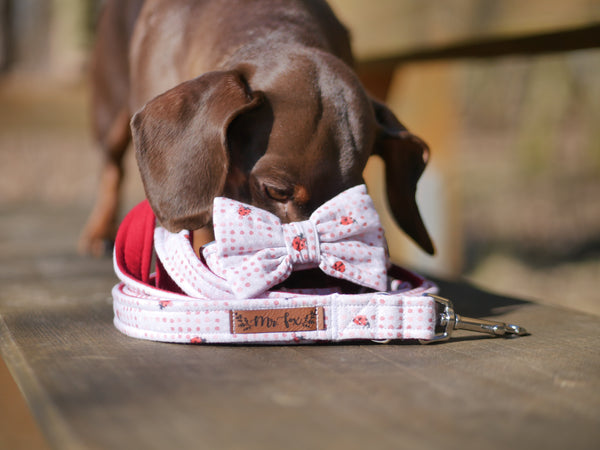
<box><xmin>79</xmin><ymin>0</ymin><xmax>434</xmax><ymax>258</ymax></box>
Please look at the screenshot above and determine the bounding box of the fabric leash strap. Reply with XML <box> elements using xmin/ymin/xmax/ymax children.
<box><xmin>113</xmin><ymin>197</ymin><xmax>439</xmax><ymax>344</ymax></box>
<box><xmin>113</xmin><ymin>281</ymin><xmax>437</xmax><ymax>344</ymax></box>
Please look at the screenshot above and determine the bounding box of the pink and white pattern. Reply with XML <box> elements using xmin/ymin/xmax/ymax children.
<box><xmin>111</xmin><ymin>184</ymin><xmax>439</xmax><ymax>344</ymax></box>
<box><xmin>206</xmin><ymin>184</ymin><xmax>388</xmax><ymax>299</ymax></box>
<box><xmin>112</xmin><ymin>270</ymin><xmax>438</xmax><ymax>344</ymax></box>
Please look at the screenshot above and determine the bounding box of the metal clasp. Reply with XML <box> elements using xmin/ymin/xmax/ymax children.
<box><xmin>420</xmin><ymin>294</ymin><xmax>528</xmax><ymax>344</ymax></box>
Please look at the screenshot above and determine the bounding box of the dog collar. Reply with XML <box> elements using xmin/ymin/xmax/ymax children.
<box><xmin>113</xmin><ymin>198</ymin><xmax>440</xmax><ymax>344</ymax></box>
<box><xmin>112</xmin><ymin>196</ymin><xmax>527</xmax><ymax>344</ymax></box>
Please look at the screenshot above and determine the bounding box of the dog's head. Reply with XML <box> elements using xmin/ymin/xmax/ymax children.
<box><xmin>131</xmin><ymin>55</ymin><xmax>434</xmax><ymax>254</ymax></box>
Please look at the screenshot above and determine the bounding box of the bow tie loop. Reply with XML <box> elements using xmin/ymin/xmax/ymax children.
<box><xmin>282</xmin><ymin>220</ymin><xmax>321</xmax><ymax>267</ymax></box>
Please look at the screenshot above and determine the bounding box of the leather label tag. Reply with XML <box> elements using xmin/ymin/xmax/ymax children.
<box><xmin>230</xmin><ymin>307</ymin><xmax>325</xmax><ymax>334</ymax></box>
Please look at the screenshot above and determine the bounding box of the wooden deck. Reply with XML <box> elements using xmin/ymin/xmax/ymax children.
<box><xmin>1</xmin><ymin>205</ymin><xmax>598</xmax><ymax>450</ymax></box>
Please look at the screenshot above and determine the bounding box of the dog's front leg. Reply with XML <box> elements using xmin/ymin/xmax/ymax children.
<box><xmin>79</xmin><ymin>108</ymin><xmax>130</xmax><ymax>256</ymax></box>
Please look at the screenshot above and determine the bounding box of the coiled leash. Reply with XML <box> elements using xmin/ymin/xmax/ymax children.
<box><xmin>112</xmin><ymin>185</ymin><xmax>526</xmax><ymax>344</ymax></box>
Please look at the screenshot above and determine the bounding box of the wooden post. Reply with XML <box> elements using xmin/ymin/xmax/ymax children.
<box><xmin>364</xmin><ymin>61</ymin><xmax>463</xmax><ymax>277</ymax></box>
<box><xmin>49</xmin><ymin>0</ymin><xmax>89</xmax><ymax>80</ymax></box>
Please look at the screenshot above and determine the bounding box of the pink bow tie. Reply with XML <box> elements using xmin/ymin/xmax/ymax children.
<box><xmin>210</xmin><ymin>184</ymin><xmax>388</xmax><ymax>299</ymax></box>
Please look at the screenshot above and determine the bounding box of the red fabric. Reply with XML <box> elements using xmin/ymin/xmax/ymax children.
<box><xmin>114</xmin><ymin>200</ymin><xmax>156</xmax><ymax>284</ymax></box>
<box><xmin>388</xmin><ymin>264</ymin><xmax>425</xmax><ymax>288</ymax></box>
<box><xmin>115</xmin><ymin>200</ymin><xmax>183</xmax><ymax>293</ymax></box>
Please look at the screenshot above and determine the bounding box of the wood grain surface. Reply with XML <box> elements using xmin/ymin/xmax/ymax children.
<box><xmin>1</xmin><ymin>205</ymin><xmax>599</xmax><ymax>450</ymax></box>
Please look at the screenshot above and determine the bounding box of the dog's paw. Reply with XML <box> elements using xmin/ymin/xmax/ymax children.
<box><xmin>78</xmin><ymin>231</ymin><xmax>115</xmax><ymax>257</ymax></box>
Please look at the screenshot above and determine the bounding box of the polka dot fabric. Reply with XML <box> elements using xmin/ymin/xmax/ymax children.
<box><xmin>208</xmin><ymin>184</ymin><xmax>388</xmax><ymax>299</ymax></box>
<box><xmin>111</xmin><ymin>185</ymin><xmax>439</xmax><ymax>344</ymax></box>
<box><xmin>113</xmin><ymin>282</ymin><xmax>437</xmax><ymax>344</ymax></box>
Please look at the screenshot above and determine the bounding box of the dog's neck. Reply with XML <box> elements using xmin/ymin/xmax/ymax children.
<box><xmin>192</xmin><ymin>227</ymin><xmax>215</xmax><ymax>257</ymax></box>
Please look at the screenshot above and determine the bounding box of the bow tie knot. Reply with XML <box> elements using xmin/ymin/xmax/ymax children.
<box><xmin>207</xmin><ymin>185</ymin><xmax>388</xmax><ymax>299</ymax></box>
<box><xmin>282</xmin><ymin>220</ymin><xmax>320</xmax><ymax>267</ymax></box>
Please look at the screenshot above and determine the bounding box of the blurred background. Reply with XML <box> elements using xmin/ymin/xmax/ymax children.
<box><xmin>0</xmin><ymin>0</ymin><xmax>598</xmax><ymax>317</ymax></box>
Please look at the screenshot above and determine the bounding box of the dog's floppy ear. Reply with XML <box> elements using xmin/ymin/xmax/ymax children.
<box><xmin>131</xmin><ymin>70</ymin><xmax>263</xmax><ymax>231</ymax></box>
<box><xmin>371</xmin><ymin>99</ymin><xmax>435</xmax><ymax>255</ymax></box>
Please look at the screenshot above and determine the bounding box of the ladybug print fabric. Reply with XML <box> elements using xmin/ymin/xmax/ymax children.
<box><xmin>206</xmin><ymin>184</ymin><xmax>388</xmax><ymax>299</ymax></box>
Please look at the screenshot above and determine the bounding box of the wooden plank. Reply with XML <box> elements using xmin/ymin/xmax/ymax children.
<box><xmin>1</xmin><ymin>286</ymin><xmax>599</xmax><ymax>450</ymax></box>
<box><xmin>327</xmin><ymin>0</ymin><xmax>600</xmax><ymax>61</ymax></box>
<box><xmin>1</xmin><ymin>206</ymin><xmax>599</xmax><ymax>450</ymax></box>
<box><xmin>357</xmin><ymin>23</ymin><xmax>600</xmax><ymax>78</ymax></box>
<box><xmin>0</xmin><ymin>355</ymin><xmax>50</xmax><ymax>450</ymax></box>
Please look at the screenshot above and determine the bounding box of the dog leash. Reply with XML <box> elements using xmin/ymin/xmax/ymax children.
<box><xmin>112</xmin><ymin>186</ymin><xmax>527</xmax><ymax>344</ymax></box>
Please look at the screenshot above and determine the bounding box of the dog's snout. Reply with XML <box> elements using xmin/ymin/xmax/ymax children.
<box><xmin>251</xmin><ymin>176</ymin><xmax>314</xmax><ymax>222</ymax></box>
